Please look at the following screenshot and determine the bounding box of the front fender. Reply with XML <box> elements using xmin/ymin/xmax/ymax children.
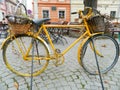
<box><xmin>77</xmin><ymin>37</ymin><xmax>89</xmax><ymax>66</ymax></box>
<box><xmin>77</xmin><ymin>33</ymin><xmax>102</xmax><ymax>66</ymax></box>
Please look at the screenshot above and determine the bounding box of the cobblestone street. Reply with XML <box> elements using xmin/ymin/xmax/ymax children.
<box><xmin>0</xmin><ymin>37</ymin><xmax>120</xmax><ymax>90</ymax></box>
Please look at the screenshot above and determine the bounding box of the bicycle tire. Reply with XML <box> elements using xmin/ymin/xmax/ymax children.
<box><xmin>3</xmin><ymin>34</ymin><xmax>49</xmax><ymax>77</ymax></box>
<box><xmin>80</xmin><ymin>34</ymin><xmax>119</xmax><ymax>75</ymax></box>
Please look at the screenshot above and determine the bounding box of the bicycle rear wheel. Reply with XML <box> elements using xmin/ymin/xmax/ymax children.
<box><xmin>81</xmin><ymin>34</ymin><xmax>119</xmax><ymax>75</ymax></box>
<box><xmin>3</xmin><ymin>34</ymin><xmax>49</xmax><ymax>76</ymax></box>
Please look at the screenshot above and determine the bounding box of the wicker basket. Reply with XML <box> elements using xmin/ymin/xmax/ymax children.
<box><xmin>6</xmin><ymin>3</ymin><xmax>32</xmax><ymax>35</ymax></box>
<box><xmin>87</xmin><ymin>15</ymin><xmax>105</xmax><ymax>33</ymax></box>
<box><xmin>9</xmin><ymin>23</ymin><xmax>31</xmax><ymax>35</ymax></box>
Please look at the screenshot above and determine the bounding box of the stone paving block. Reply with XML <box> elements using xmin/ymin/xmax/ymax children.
<box><xmin>60</xmin><ymin>80</ymin><xmax>68</xmax><ymax>86</ymax></box>
<box><xmin>65</xmin><ymin>76</ymin><xmax>73</xmax><ymax>82</ymax></box>
<box><xmin>40</xmin><ymin>87</ymin><xmax>48</xmax><ymax>90</ymax></box>
<box><xmin>8</xmin><ymin>87</ymin><xmax>17</xmax><ymax>90</ymax></box>
<box><xmin>84</xmin><ymin>84</ymin><xmax>91</xmax><ymax>89</ymax></box>
<box><xmin>1</xmin><ymin>72</ymin><xmax>10</xmax><ymax>78</ymax></box>
<box><xmin>47</xmin><ymin>88</ymin><xmax>57</xmax><ymax>90</ymax></box>
<box><xmin>41</xmin><ymin>76</ymin><xmax>49</xmax><ymax>81</ymax></box>
<box><xmin>74</xmin><ymin>79</ymin><xmax>81</xmax><ymax>84</ymax></box>
<box><xmin>67</xmin><ymin>81</ymin><xmax>76</xmax><ymax>87</ymax></box>
<box><xmin>18</xmin><ymin>84</ymin><xmax>28</xmax><ymax>90</ymax></box>
<box><xmin>90</xmin><ymin>85</ymin><xmax>100</xmax><ymax>90</ymax></box>
<box><xmin>71</xmin><ymin>86</ymin><xmax>79</xmax><ymax>90</ymax></box>
<box><xmin>108</xmin><ymin>81</ymin><xmax>117</xmax><ymax>85</ymax></box>
<box><xmin>76</xmin><ymin>83</ymin><xmax>83</xmax><ymax>89</ymax></box>
<box><xmin>19</xmin><ymin>88</ymin><xmax>28</xmax><ymax>90</ymax></box>
<box><xmin>0</xmin><ymin>84</ymin><xmax>7</xmax><ymax>90</ymax></box>
<box><xmin>5</xmin><ymin>78</ymin><xmax>14</xmax><ymax>85</ymax></box>
<box><xmin>30</xmin><ymin>85</ymin><xmax>39</xmax><ymax>90</ymax></box>
<box><xmin>56</xmin><ymin>86</ymin><xmax>65</xmax><ymax>90</ymax></box>
<box><xmin>2</xmin><ymin>74</ymin><xmax>16</xmax><ymax>81</ymax></box>
<box><xmin>63</xmin><ymin>85</ymin><xmax>71</xmax><ymax>90</ymax></box>
<box><xmin>45</xmin><ymin>83</ymin><xmax>55</xmax><ymax>89</ymax></box>
<box><xmin>8</xmin><ymin>82</ymin><xmax>16</xmax><ymax>88</ymax></box>
<box><xmin>36</xmin><ymin>83</ymin><xmax>45</xmax><ymax>88</ymax></box>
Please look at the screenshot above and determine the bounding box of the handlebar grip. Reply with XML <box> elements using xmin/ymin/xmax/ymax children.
<box><xmin>71</xmin><ymin>12</ymin><xmax>77</xmax><ymax>14</ymax></box>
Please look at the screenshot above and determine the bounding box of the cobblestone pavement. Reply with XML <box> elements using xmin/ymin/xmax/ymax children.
<box><xmin>0</xmin><ymin>37</ymin><xmax>120</xmax><ymax>90</ymax></box>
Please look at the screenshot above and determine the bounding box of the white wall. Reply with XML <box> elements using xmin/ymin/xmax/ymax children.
<box><xmin>71</xmin><ymin>0</ymin><xmax>120</xmax><ymax>22</ymax></box>
<box><xmin>0</xmin><ymin>11</ymin><xmax>3</xmax><ymax>21</ymax></box>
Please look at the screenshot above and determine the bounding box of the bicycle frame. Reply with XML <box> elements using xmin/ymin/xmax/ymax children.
<box><xmin>35</xmin><ymin>18</ymin><xmax>100</xmax><ymax>58</ymax></box>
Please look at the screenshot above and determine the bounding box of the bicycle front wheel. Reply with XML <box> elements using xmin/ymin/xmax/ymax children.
<box><xmin>81</xmin><ymin>34</ymin><xmax>119</xmax><ymax>75</ymax></box>
<box><xmin>3</xmin><ymin>34</ymin><xmax>49</xmax><ymax>77</ymax></box>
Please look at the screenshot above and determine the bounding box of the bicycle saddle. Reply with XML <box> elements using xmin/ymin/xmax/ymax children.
<box><xmin>32</xmin><ymin>18</ymin><xmax>50</xmax><ymax>26</ymax></box>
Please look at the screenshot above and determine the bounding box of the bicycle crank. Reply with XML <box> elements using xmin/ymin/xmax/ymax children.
<box><xmin>53</xmin><ymin>49</ymin><xmax>65</xmax><ymax>66</ymax></box>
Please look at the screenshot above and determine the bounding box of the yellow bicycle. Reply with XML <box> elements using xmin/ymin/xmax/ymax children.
<box><xmin>1</xmin><ymin>7</ymin><xmax>119</xmax><ymax>77</ymax></box>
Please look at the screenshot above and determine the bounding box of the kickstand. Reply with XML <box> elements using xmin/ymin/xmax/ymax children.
<box><xmin>91</xmin><ymin>38</ymin><xmax>104</xmax><ymax>90</ymax></box>
<box><xmin>30</xmin><ymin>38</ymin><xmax>35</xmax><ymax>90</ymax></box>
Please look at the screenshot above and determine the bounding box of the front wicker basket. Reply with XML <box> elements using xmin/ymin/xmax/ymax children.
<box><xmin>87</xmin><ymin>15</ymin><xmax>105</xmax><ymax>33</ymax></box>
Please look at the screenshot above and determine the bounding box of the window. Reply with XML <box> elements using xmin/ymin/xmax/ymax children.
<box><xmin>0</xmin><ymin>0</ymin><xmax>4</xmax><ymax>3</ymax></box>
<box><xmin>110</xmin><ymin>11</ymin><xmax>116</xmax><ymax>19</ymax></box>
<box><xmin>43</xmin><ymin>10</ymin><xmax>49</xmax><ymax>18</ymax></box>
<box><xmin>0</xmin><ymin>12</ymin><xmax>3</xmax><ymax>21</ymax></box>
<box><xmin>42</xmin><ymin>0</ymin><xmax>48</xmax><ymax>1</ymax></box>
<box><xmin>59</xmin><ymin>11</ymin><xmax>65</xmax><ymax>19</ymax></box>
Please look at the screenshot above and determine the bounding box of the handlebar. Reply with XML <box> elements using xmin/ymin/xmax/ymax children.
<box><xmin>71</xmin><ymin>7</ymin><xmax>100</xmax><ymax>19</ymax></box>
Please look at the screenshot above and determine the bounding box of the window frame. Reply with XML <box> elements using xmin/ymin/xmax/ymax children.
<box><xmin>58</xmin><ymin>0</ymin><xmax>64</xmax><ymax>1</ymax></box>
<box><xmin>110</xmin><ymin>11</ymin><xmax>116</xmax><ymax>19</ymax></box>
<box><xmin>58</xmin><ymin>10</ymin><xmax>65</xmax><ymax>19</ymax></box>
<box><xmin>42</xmin><ymin>10</ymin><xmax>49</xmax><ymax>18</ymax></box>
<box><xmin>41</xmin><ymin>0</ymin><xmax>48</xmax><ymax>1</ymax></box>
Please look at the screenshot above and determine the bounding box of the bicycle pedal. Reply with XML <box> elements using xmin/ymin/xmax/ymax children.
<box><xmin>55</xmin><ymin>49</ymin><xmax>61</xmax><ymax>53</ymax></box>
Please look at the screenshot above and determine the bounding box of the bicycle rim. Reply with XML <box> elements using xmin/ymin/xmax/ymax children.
<box><xmin>3</xmin><ymin>34</ymin><xmax>49</xmax><ymax>77</ymax></box>
<box><xmin>81</xmin><ymin>34</ymin><xmax>119</xmax><ymax>75</ymax></box>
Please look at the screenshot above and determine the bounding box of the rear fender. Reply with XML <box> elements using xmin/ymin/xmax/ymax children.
<box><xmin>36</xmin><ymin>36</ymin><xmax>51</xmax><ymax>54</ymax></box>
<box><xmin>1</xmin><ymin>36</ymin><xmax>12</xmax><ymax>49</ymax></box>
<box><xmin>1</xmin><ymin>35</ymin><xmax>51</xmax><ymax>55</ymax></box>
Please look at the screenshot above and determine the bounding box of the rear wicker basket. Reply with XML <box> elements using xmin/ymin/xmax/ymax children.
<box><xmin>6</xmin><ymin>15</ymin><xmax>32</xmax><ymax>35</ymax></box>
<box><xmin>6</xmin><ymin>3</ymin><xmax>32</xmax><ymax>35</ymax></box>
<box><xmin>87</xmin><ymin>15</ymin><xmax>105</xmax><ymax>33</ymax></box>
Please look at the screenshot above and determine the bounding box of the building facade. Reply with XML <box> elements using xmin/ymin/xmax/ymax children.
<box><xmin>6</xmin><ymin>0</ymin><xmax>18</xmax><ymax>14</ymax></box>
<box><xmin>36</xmin><ymin>0</ymin><xmax>71</xmax><ymax>22</ymax></box>
<box><xmin>0</xmin><ymin>0</ymin><xmax>18</xmax><ymax>22</ymax></box>
<box><xmin>35</xmin><ymin>0</ymin><xmax>120</xmax><ymax>22</ymax></box>
<box><xmin>0</xmin><ymin>0</ymin><xmax>6</xmax><ymax>21</ymax></box>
